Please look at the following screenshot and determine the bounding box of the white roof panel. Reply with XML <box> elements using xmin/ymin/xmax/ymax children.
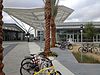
<box><xmin>3</xmin><ymin>5</ymin><xmax>74</xmax><ymax>29</ymax></box>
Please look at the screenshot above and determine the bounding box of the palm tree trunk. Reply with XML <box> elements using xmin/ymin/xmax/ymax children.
<box><xmin>44</xmin><ymin>0</ymin><xmax>51</xmax><ymax>56</ymax></box>
<box><xmin>51</xmin><ymin>16</ymin><xmax>56</xmax><ymax>47</ymax></box>
<box><xmin>0</xmin><ymin>0</ymin><xmax>5</xmax><ymax>75</ymax></box>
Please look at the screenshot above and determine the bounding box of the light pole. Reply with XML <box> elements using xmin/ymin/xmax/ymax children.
<box><xmin>80</xmin><ymin>24</ymin><xmax>83</xmax><ymax>62</ymax></box>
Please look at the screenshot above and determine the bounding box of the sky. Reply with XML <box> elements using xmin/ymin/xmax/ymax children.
<box><xmin>2</xmin><ymin>0</ymin><xmax>100</xmax><ymax>34</ymax></box>
<box><xmin>3</xmin><ymin>0</ymin><xmax>100</xmax><ymax>23</ymax></box>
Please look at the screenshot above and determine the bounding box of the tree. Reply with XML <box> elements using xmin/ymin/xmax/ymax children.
<box><xmin>43</xmin><ymin>0</ymin><xmax>51</xmax><ymax>56</ymax></box>
<box><xmin>0</xmin><ymin>0</ymin><xmax>5</xmax><ymax>75</ymax></box>
<box><xmin>84</xmin><ymin>22</ymin><xmax>96</xmax><ymax>42</ymax></box>
<box><xmin>50</xmin><ymin>0</ymin><xmax>59</xmax><ymax>47</ymax></box>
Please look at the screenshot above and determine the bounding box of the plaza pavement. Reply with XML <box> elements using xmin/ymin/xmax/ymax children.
<box><xmin>3</xmin><ymin>41</ymin><xmax>100</xmax><ymax>75</ymax></box>
<box><xmin>29</xmin><ymin>42</ymin><xmax>75</xmax><ymax>75</ymax></box>
<box><xmin>3</xmin><ymin>41</ymin><xmax>74</xmax><ymax>75</ymax></box>
<box><xmin>33</xmin><ymin>42</ymin><xmax>100</xmax><ymax>75</ymax></box>
<box><xmin>3</xmin><ymin>42</ymin><xmax>30</xmax><ymax>75</ymax></box>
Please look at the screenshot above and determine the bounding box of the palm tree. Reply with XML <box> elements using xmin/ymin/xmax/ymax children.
<box><xmin>50</xmin><ymin>0</ymin><xmax>59</xmax><ymax>47</ymax></box>
<box><xmin>0</xmin><ymin>0</ymin><xmax>5</xmax><ymax>75</ymax></box>
<box><xmin>43</xmin><ymin>0</ymin><xmax>51</xmax><ymax>56</ymax></box>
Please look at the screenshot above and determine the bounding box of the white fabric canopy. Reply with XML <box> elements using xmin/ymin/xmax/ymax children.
<box><xmin>3</xmin><ymin>5</ymin><xmax>74</xmax><ymax>29</ymax></box>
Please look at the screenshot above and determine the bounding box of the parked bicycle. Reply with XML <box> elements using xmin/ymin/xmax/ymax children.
<box><xmin>57</xmin><ymin>41</ymin><xmax>73</xmax><ymax>50</ymax></box>
<box><xmin>20</xmin><ymin>53</ymin><xmax>52</xmax><ymax>74</ymax></box>
<box><xmin>20</xmin><ymin>62</ymin><xmax>61</xmax><ymax>75</ymax></box>
<box><xmin>78</xmin><ymin>43</ymin><xmax>98</xmax><ymax>53</ymax></box>
<box><xmin>32</xmin><ymin>66</ymin><xmax>61</xmax><ymax>75</ymax></box>
<box><xmin>20</xmin><ymin>52</ymin><xmax>61</xmax><ymax>75</ymax></box>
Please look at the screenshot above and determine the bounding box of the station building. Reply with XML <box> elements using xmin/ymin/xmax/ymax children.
<box><xmin>56</xmin><ymin>22</ymin><xmax>100</xmax><ymax>42</ymax></box>
<box><xmin>3</xmin><ymin>6</ymin><xmax>100</xmax><ymax>42</ymax></box>
<box><xmin>3</xmin><ymin>23</ymin><xmax>25</xmax><ymax>41</ymax></box>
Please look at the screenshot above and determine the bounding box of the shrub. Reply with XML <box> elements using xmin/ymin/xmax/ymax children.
<box><xmin>39</xmin><ymin>51</ymin><xmax>58</xmax><ymax>57</ymax></box>
<box><xmin>72</xmin><ymin>52</ymin><xmax>100</xmax><ymax>63</ymax></box>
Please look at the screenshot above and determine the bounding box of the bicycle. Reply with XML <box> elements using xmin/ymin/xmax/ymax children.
<box><xmin>21</xmin><ymin>53</ymin><xmax>52</xmax><ymax>66</ymax></box>
<box><xmin>78</xmin><ymin>43</ymin><xmax>89</xmax><ymax>53</ymax></box>
<box><xmin>20</xmin><ymin>62</ymin><xmax>61</xmax><ymax>75</ymax></box>
<box><xmin>78</xmin><ymin>43</ymin><xmax>98</xmax><ymax>53</ymax></box>
<box><xmin>20</xmin><ymin>53</ymin><xmax>61</xmax><ymax>75</ymax></box>
<box><xmin>21</xmin><ymin>54</ymin><xmax>37</xmax><ymax>67</ymax></box>
<box><xmin>58</xmin><ymin>41</ymin><xmax>73</xmax><ymax>50</ymax></box>
<box><xmin>20</xmin><ymin>58</ymin><xmax>53</xmax><ymax>75</ymax></box>
<box><xmin>33</xmin><ymin>66</ymin><xmax>61</xmax><ymax>75</ymax></box>
<box><xmin>20</xmin><ymin>53</ymin><xmax>52</xmax><ymax>71</ymax></box>
<box><xmin>89</xmin><ymin>43</ymin><xmax>98</xmax><ymax>54</ymax></box>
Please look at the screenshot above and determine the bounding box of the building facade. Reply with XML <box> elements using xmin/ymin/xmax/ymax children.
<box><xmin>3</xmin><ymin>23</ymin><xmax>25</xmax><ymax>41</ymax></box>
<box><xmin>56</xmin><ymin>22</ymin><xmax>100</xmax><ymax>42</ymax></box>
<box><xmin>37</xmin><ymin>22</ymin><xmax>100</xmax><ymax>42</ymax></box>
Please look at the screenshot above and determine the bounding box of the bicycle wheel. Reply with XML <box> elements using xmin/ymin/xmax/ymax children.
<box><xmin>21</xmin><ymin>58</ymin><xmax>33</xmax><ymax>67</ymax></box>
<box><xmin>20</xmin><ymin>62</ymin><xmax>34</xmax><ymax>75</ymax></box>
<box><xmin>50</xmin><ymin>71</ymin><xmax>62</xmax><ymax>75</ymax></box>
<box><xmin>78</xmin><ymin>47</ymin><xmax>87</xmax><ymax>53</ymax></box>
<box><xmin>59</xmin><ymin>46</ymin><xmax>66</xmax><ymax>50</ymax></box>
<box><xmin>40</xmin><ymin>57</ymin><xmax>53</xmax><ymax>69</ymax></box>
<box><xmin>92</xmin><ymin>47</ymin><xmax>98</xmax><ymax>54</ymax></box>
<box><xmin>78</xmin><ymin>47</ymin><xmax>83</xmax><ymax>52</ymax></box>
<box><xmin>56</xmin><ymin>71</ymin><xmax>62</xmax><ymax>75</ymax></box>
<box><xmin>68</xmin><ymin>44</ymin><xmax>73</xmax><ymax>50</ymax></box>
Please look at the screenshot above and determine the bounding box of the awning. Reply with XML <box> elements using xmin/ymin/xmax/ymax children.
<box><xmin>3</xmin><ymin>5</ymin><xmax>74</xmax><ymax>30</ymax></box>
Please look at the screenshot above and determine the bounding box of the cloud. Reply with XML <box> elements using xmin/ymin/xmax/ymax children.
<box><xmin>3</xmin><ymin>0</ymin><xmax>100</xmax><ymax>22</ymax></box>
<box><xmin>59</xmin><ymin>0</ymin><xmax>80</xmax><ymax>9</ymax></box>
<box><xmin>3</xmin><ymin>0</ymin><xmax>44</xmax><ymax>8</ymax></box>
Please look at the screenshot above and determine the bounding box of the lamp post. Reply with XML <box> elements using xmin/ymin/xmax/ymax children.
<box><xmin>80</xmin><ymin>24</ymin><xmax>83</xmax><ymax>62</ymax></box>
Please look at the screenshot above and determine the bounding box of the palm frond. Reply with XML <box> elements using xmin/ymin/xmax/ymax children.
<box><xmin>55</xmin><ymin>0</ymin><xmax>59</xmax><ymax>6</ymax></box>
<box><xmin>51</xmin><ymin>0</ymin><xmax>59</xmax><ymax>17</ymax></box>
<box><xmin>51</xmin><ymin>0</ymin><xmax>56</xmax><ymax>6</ymax></box>
<box><xmin>53</xmin><ymin>6</ymin><xmax>58</xmax><ymax>17</ymax></box>
<box><xmin>42</xmin><ymin>0</ymin><xmax>46</xmax><ymax>3</ymax></box>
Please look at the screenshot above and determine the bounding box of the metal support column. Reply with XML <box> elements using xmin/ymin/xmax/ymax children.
<box><xmin>40</xmin><ymin>31</ymin><xmax>43</xmax><ymax>51</ymax></box>
<box><xmin>77</xmin><ymin>34</ymin><xmax>79</xmax><ymax>42</ymax></box>
<box><xmin>73</xmin><ymin>33</ymin><xmax>74</xmax><ymax>42</ymax></box>
<box><xmin>34</xmin><ymin>29</ymin><xmax>37</xmax><ymax>37</ymax></box>
<box><xmin>39</xmin><ymin>24</ymin><xmax>43</xmax><ymax>51</ymax></box>
<box><xmin>96</xmin><ymin>35</ymin><xmax>98</xmax><ymax>42</ymax></box>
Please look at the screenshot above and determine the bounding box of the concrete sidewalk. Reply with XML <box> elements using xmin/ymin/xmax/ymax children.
<box><xmin>3</xmin><ymin>41</ymin><xmax>100</xmax><ymax>75</ymax></box>
<box><xmin>3</xmin><ymin>42</ymin><xmax>74</xmax><ymax>75</ymax></box>
<box><xmin>31</xmin><ymin>42</ymin><xmax>100</xmax><ymax>75</ymax></box>
<box><xmin>3</xmin><ymin>42</ymin><xmax>30</xmax><ymax>75</ymax></box>
<box><xmin>28</xmin><ymin>42</ymin><xmax>75</xmax><ymax>75</ymax></box>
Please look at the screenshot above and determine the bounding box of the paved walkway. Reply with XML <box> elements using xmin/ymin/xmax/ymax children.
<box><xmin>52</xmin><ymin>47</ymin><xmax>100</xmax><ymax>75</ymax></box>
<box><xmin>3</xmin><ymin>42</ymin><xmax>30</xmax><ymax>75</ymax></box>
<box><xmin>28</xmin><ymin>42</ymin><xmax>75</xmax><ymax>75</ymax></box>
<box><xmin>3</xmin><ymin>41</ymin><xmax>100</xmax><ymax>75</ymax></box>
<box><xmin>3</xmin><ymin>41</ymin><xmax>74</xmax><ymax>75</ymax></box>
<box><xmin>35</xmin><ymin>42</ymin><xmax>100</xmax><ymax>75</ymax></box>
